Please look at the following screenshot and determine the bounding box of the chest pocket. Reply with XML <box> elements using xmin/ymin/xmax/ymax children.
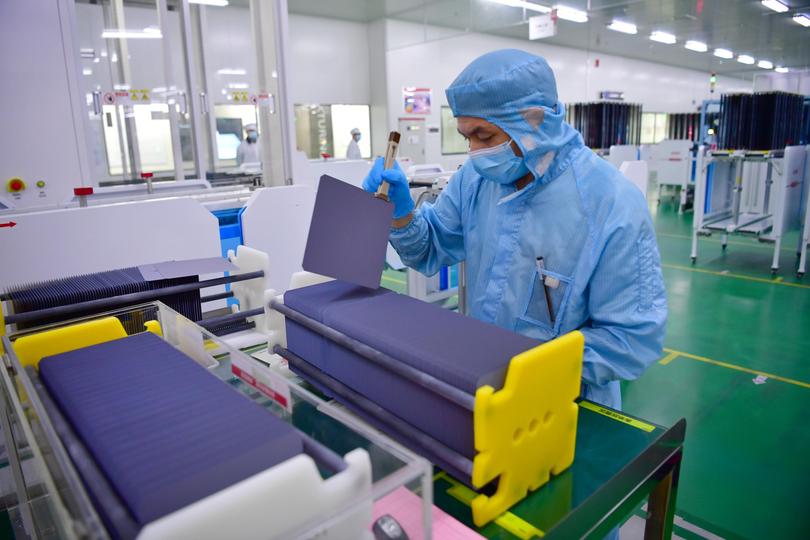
<box><xmin>518</xmin><ymin>267</ymin><xmax>573</xmax><ymax>338</ymax></box>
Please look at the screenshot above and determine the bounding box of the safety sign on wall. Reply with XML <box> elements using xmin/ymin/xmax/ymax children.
<box><xmin>230</xmin><ymin>90</ymin><xmax>250</xmax><ymax>103</ymax></box>
<box><xmin>403</xmin><ymin>87</ymin><xmax>431</xmax><ymax>114</ymax></box>
<box><xmin>250</xmin><ymin>92</ymin><xmax>275</xmax><ymax>112</ymax></box>
<box><xmin>111</xmin><ymin>89</ymin><xmax>151</xmax><ymax>105</ymax></box>
<box><xmin>529</xmin><ymin>13</ymin><xmax>557</xmax><ymax>40</ymax></box>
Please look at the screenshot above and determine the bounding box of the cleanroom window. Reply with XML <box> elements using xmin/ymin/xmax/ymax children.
<box><xmin>441</xmin><ymin>107</ymin><xmax>467</xmax><ymax>155</ymax></box>
<box><xmin>294</xmin><ymin>104</ymin><xmax>371</xmax><ymax>160</ymax></box>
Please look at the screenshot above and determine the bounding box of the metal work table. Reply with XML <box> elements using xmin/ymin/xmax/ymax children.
<box><xmin>251</xmin><ymin>348</ymin><xmax>686</xmax><ymax>540</ymax></box>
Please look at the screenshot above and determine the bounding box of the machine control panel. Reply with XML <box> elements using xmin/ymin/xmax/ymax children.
<box><xmin>6</xmin><ymin>177</ymin><xmax>26</xmax><ymax>193</ymax></box>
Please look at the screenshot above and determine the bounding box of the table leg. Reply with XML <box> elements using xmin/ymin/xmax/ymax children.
<box><xmin>644</xmin><ymin>456</ymin><xmax>681</xmax><ymax>540</ymax></box>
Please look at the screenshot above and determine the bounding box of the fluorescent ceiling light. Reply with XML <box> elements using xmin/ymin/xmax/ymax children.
<box><xmin>649</xmin><ymin>31</ymin><xmax>676</xmax><ymax>44</ymax></box>
<box><xmin>737</xmin><ymin>54</ymin><xmax>755</xmax><ymax>64</ymax></box>
<box><xmin>82</xmin><ymin>68</ymin><xmax>92</xmax><ymax>76</ymax></box>
<box><xmin>608</xmin><ymin>20</ymin><xmax>637</xmax><ymax>34</ymax></box>
<box><xmin>228</xmin><ymin>82</ymin><xmax>249</xmax><ymax>89</ymax></box>
<box><xmin>793</xmin><ymin>14</ymin><xmax>810</xmax><ymax>27</ymax></box>
<box><xmin>775</xmin><ymin>66</ymin><xmax>789</xmax><ymax>73</ymax></box>
<box><xmin>554</xmin><ymin>5</ymin><xmax>588</xmax><ymax>22</ymax></box>
<box><xmin>757</xmin><ymin>60</ymin><xmax>774</xmax><ymax>69</ymax></box>
<box><xmin>189</xmin><ymin>0</ymin><xmax>229</xmax><ymax>6</ymax></box>
<box><xmin>217</xmin><ymin>68</ymin><xmax>246</xmax><ymax>75</ymax></box>
<box><xmin>713</xmin><ymin>48</ymin><xmax>733</xmax><ymax>59</ymax></box>
<box><xmin>761</xmin><ymin>0</ymin><xmax>789</xmax><ymax>13</ymax></box>
<box><xmin>488</xmin><ymin>0</ymin><xmax>551</xmax><ymax>12</ymax></box>
<box><xmin>102</xmin><ymin>29</ymin><xmax>162</xmax><ymax>39</ymax></box>
<box><xmin>684</xmin><ymin>40</ymin><xmax>707</xmax><ymax>52</ymax></box>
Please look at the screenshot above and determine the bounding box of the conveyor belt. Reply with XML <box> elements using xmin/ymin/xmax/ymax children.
<box><xmin>38</xmin><ymin>332</ymin><xmax>303</xmax><ymax>536</ymax></box>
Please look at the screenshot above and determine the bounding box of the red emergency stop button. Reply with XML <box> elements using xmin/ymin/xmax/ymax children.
<box><xmin>6</xmin><ymin>178</ymin><xmax>26</xmax><ymax>193</ymax></box>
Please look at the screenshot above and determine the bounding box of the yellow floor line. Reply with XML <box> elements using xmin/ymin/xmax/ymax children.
<box><xmin>659</xmin><ymin>351</ymin><xmax>679</xmax><ymax>365</ymax></box>
<box><xmin>657</xmin><ymin>231</ymin><xmax>796</xmax><ymax>253</ymax></box>
<box><xmin>381</xmin><ymin>275</ymin><xmax>406</xmax><ymax>286</ymax></box>
<box><xmin>662</xmin><ymin>263</ymin><xmax>810</xmax><ymax>289</ymax></box>
<box><xmin>663</xmin><ymin>347</ymin><xmax>810</xmax><ymax>389</ymax></box>
<box><xmin>434</xmin><ymin>472</ymin><xmax>545</xmax><ymax>539</ymax></box>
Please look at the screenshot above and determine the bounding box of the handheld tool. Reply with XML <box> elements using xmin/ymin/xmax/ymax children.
<box><xmin>302</xmin><ymin>131</ymin><xmax>402</xmax><ymax>289</ymax></box>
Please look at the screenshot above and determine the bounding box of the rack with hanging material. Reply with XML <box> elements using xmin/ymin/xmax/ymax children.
<box><xmin>718</xmin><ymin>91</ymin><xmax>805</xmax><ymax>150</ymax></box>
<box><xmin>0</xmin><ymin>257</ymin><xmax>268</xmax><ymax>340</ymax></box>
<box><xmin>667</xmin><ymin>113</ymin><xmax>707</xmax><ymax>142</ymax></box>
<box><xmin>565</xmin><ymin>102</ymin><xmax>642</xmax><ymax>150</ymax></box>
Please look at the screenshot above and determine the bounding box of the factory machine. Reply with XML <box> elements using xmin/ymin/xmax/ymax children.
<box><xmin>691</xmin><ymin>145</ymin><xmax>809</xmax><ymax>275</ymax></box>
<box><xmin>643</xmin><ymin>140</ymin><xmax>695</xmax><ymax>213</ymax></box>
<box><xmin>0</xmin><ymin>299</ymin><xmax>432</xmax><ymax>539</ymax></box>
<box><xmin>1</xmin><ymin>167</ymin><xmax>685</xmax><ymax>538</ymax></box>
<box><xmin>0</xmin><ymin>187</ymin><xmax>437</xmax><ymax>538</ymax></box>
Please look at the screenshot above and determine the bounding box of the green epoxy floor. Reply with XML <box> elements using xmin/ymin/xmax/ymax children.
<box><xmin>383</xmin><ymin>199</ymin><xmax>810</xmax><ymax>539</ymax></box>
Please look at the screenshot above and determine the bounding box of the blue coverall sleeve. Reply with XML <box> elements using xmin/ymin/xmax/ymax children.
<box><xmin>579</xmin><ymin>217</ymin><xmax>667</xmax><ymax>387</ymax></box>
<box><xmin>389</xmin><ymin>173</ymin><xmax>466</xmax><ymax>277</ymax></box>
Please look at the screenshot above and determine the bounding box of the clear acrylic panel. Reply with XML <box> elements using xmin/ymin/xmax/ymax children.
<box><xmin>0</xmin><ymin>302</ymin><xmax>432</xmax><ymax>539</ymax></box>
<box><xmin>294</xmin><ymin>104</ymin><xmax>372</xmax><ymax>159</ymax></box>
<box><xmin>75</xmin><ymin>0</ymin><xmax>199</xmax><ymax>186</ymax></box>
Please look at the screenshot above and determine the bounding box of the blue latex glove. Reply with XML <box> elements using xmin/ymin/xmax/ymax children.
<box><xmin>362</xmin><ymin>157</ymin><xmax>414</xmax><ymax>219</ymax></box>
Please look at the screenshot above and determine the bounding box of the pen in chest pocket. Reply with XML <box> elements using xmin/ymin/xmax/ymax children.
<box><xmin>535</xmin><ymin>256</ymin><xmax>555</xmax><ymax>324</ymax></box>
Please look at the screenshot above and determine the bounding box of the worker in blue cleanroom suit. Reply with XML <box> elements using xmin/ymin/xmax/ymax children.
<box><xmin>363</xmin><ymin>49</ymin><xmax>667</xmax><ymax>410</ymax></box>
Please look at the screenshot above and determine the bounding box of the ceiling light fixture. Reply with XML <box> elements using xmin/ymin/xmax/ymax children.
<box><xmin>713</xmin><ymin>48</ymin><xmax>734</xmax><ymax>59</ymax></box>
<box><xmin>793</xmin><ymin>14</ymin><xmax>810</xmax><ymax>27</ymax></box>
<box><xmin>684</xmin><ymin>40</ymin><xmax>708</xmax><ymax>52</ymax></box>
<box><xmin>761</xmin><ymin>0</ymin><xmax>789</xmax><ymax>13</ymax></box>
<box><xmin>217</xmin><ymin>68</ymin><xmax>247</xmax><ymax>75</ymax></box>
<box><xmin>188</xmin><ymin>0</ymin><xmax>229</xmax><ymax>6</ymax></box>
<box><xmin>608</xmin><ymin>20</ymin><xmax>637</xmax><ymax>34</ymax></box>
<box><xmin>757</xmin><ymin>60</ymin><xmax>773</xmax><ymax>69</ymax></box>
<box><xmin>488</xmin><ymin>0</ymin><xmax>551</xmax><ymax>12</ymax></box>
<box><xmin>554</xmin><ymin>5</ymin><xmax>588</xmax><ymax>23</ymax></box>
<box><xmin>775</xmin><ymin>66</ymin><xmax>789</xmax><ymax>73</ymax></box>
<box><xmin>737</xmin><ymin>55</ymin><xmax>755</xmax><ymax>64</ymax></box>
<box><xmin>101</xmin><ymin>29</ymin><xmax>162</xmax><ymax>39</ymax></box>
<box><xmin>649</xmin><ymin>31</ymin><xmax>676</xmax><ymax>44</ymax></box>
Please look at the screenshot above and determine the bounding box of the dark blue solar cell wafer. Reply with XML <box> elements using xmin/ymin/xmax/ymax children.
<box><xmin>4</xmin><ymin>267</ymin><xmax>202</xmax><ymax>331</ymax></box>
<box><xmin>39</xmin><ymin>332</ymin><xmax>302</xmax><ymax>528</ymax></box>
<box><xmin>284</xmin><ymin>279</ymin><xmax>539</xmax><ymax>459</ymax></box>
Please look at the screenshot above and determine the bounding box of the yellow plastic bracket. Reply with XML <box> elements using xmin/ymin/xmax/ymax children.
<box><xmin>144</xmin><ymin>320</ymin><xmax>163</xmax><ymax>337</ymax></box>
<box><xmin>12</xmin><ymin>317</ymin><xmax>128</xmax><ymax>369</ymax></box>
<box><xmin>470</xmin><ymin>330</ymin><xmax>584</xmax><ymax>526</ymax></box>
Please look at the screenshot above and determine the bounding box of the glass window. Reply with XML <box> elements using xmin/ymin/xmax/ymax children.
<box><xmin>441</xmin><ymin>107</ymin><xmax>467</xmax><ymax>155</ymax></box>
<box><xmin>102</xmin><ymin>103</ymin><xmax>177</xmax><ymax>176</ymax></box>
<box><xmin>640</xmin><ymin>113</ymin><xmax>668</xmax><ymax>144</ymax></box>
<box><xmin>74</xmin><ymin>0</ymin><xmax>201</xmax><ymax>186</ymax></box>
<box><xmin>213</xmin><ymin>104</ymin><xmax>259</xmax><ymax>166</ymax></box>
<box><xmin>294</xmin><ymin>104</ymin><xmax>371</xmax><ymax>159</ymax></box>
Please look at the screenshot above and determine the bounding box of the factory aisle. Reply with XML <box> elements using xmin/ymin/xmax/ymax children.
<box><xmin>382</xmin><ymin>200</ymin><xmax>810</xmax><ymax>540</ymax></box>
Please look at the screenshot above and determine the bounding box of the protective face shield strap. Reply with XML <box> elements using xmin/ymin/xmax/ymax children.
<box><xmin>469</xmin><ymin>139</ymin><xmax>529</xmax><ymax>184</ymax></box>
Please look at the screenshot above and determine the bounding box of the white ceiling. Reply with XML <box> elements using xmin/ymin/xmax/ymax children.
<box><xmin>287</xmin><ymin>0</ymin><xmax>810</xmax><ymax>79</ymax></box>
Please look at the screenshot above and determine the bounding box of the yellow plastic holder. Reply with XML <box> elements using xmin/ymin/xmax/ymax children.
<box><xmin>12</xmin><ymin>317</ymin><xmax>129</xmax><ymax>369</ymax></box>
<box><xmin>470</xmin><ymin>330</ymin><xmax>584</xmax><ymax>526</ymax></box>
